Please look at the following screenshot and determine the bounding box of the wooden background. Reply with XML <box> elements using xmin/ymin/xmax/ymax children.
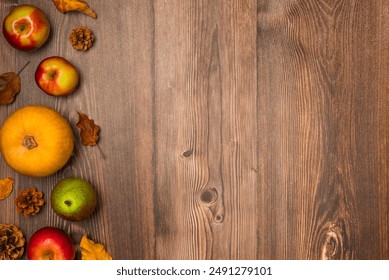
<box><xmin>0</xmin><ymin>0</ymin><xmax>388</xmax><ymax>260</ymax></box>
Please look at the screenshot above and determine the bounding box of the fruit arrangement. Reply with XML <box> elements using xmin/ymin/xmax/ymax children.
<box><xmin>0</xmin><ymin>1</ymin><xmax>110</xmax><ymax>260</ymax></box>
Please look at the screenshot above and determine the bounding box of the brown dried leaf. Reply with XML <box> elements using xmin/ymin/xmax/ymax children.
<box><xmin>0</xmin><ymin>178</ymin><xmax>14</xmax><ymax>201</ymax></box>
<box><xmin>52</xmin><ymin>0</ymin><xmax>97</xmax><ymax>18</ymax></box>
<box><xmin>76</xmin><ymin>112</ymin><xmax>100</xmax><ymax>146</ymax></box>
<box><xmin>0</xmin><ymin>72</ymin><xmax>21</xmax><ymax>105</ymax></box>
<box><xmin>80</xmin><ymin>235</ymin><xmax>112</xmax><ymax>260</ymax></box>
<box><xmin>0</xmin><ymin>62</ymin><xmax>30</xmax><ymax>105</ymax></box>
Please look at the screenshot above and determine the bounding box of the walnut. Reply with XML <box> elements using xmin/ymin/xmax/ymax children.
<box><xmin>15</xmin><ymin>187</ymin><xmax>44</xmax><ymax>217</ymax></box>
<box><xmin>69</xmin><ymin>26</ymin><xmax>95</xmax><ymax>51</ymax></box>
<box><xmin>0</xmin><ymin>224</ymin><xmax>25</xmax><ymax>260</ymax></box>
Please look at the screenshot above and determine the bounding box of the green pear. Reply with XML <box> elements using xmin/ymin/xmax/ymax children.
<box><xmin>51</xmin><ymin>177</ymin><xmax>96</xmax><ymax>222</ymax></box>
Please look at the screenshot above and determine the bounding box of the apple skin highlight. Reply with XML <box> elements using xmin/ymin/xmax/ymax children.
<box><xmin>2</xmin><ymin>5</ymin><xmax>50</xmax><ymax>51</ymax></box>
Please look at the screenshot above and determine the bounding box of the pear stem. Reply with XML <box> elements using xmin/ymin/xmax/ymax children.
<box><xmin>17</xmin><ymin>61</ymin><xmax>30</xmax><ymax>76</ymax></box>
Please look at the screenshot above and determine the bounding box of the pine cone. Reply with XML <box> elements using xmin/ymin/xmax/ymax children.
<box><xmin>0</xmin><ymin>224</ymin><xmax>25</xmax><ymax>260</ymax></box>
<box><xmin>15</xmin><ymin>187</ymin><xmax>44</xmax><ymax>217</ymax></box>
<box><xmin>69</xmin><ymin>26</ymin><xmax>95</xmax><ymax>51</ymax></box>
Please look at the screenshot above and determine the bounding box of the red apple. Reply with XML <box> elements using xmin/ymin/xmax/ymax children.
<box><xmin>27</xmin><ymin>226</ymin><xmax>75</xmax><ymax>260</ymax></box>
<box><xmin>35</xmin><ymin>56</ymin><xmax>79</xmax><ymax>96</ymax></box>
<box><xmin>2</xmin><ymin>4</ymin><xmax>50</xmax><ymax>51</ymax></box>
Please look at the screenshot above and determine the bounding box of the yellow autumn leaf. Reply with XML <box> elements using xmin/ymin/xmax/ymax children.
<box><xmin>80</xmin><ymin>234</ymin><xmax>112</xmax><ymax>260</ymax></box>
<box><xmin>52</xmin><ymin>0</ymin><xmax>97</xmax><ymax>19</ymax></box>
<box><xmin>0</xmin><ymin>177</ymin><xmax>14</xmax><ymax>200</ymax></box>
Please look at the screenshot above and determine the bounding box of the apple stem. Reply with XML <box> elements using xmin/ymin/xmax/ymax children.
<box><xmin>17</xmin><ymin>61</ymin><xmax>30</xmax><ymax>76</ymax></box>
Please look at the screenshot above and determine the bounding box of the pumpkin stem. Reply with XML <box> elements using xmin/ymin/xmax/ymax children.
<box><xmin>22</xmin><ymin>135</ymin><xmax>38</xmax><ymax>150</ymax></box>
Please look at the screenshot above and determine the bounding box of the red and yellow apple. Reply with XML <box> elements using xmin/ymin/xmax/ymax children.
<box><xmin>35</xmin><ymin>56</ymin><xmax>79</xmax><ymax>96</ymax></box>
<box><xmin>27</xmin><ymin>226</ymin><xmax>75</xmax><ymax>260</ymax></box>
<box><xmin>2</xmin><ymin>4</ymin><xmax>50</xmax><ymax>51</ymax></box>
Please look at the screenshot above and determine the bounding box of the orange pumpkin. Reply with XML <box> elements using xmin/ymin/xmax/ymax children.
<box><xmin>0</xmin><ymin>105</ymin><xmax>74</xmax><ymax>177</ymax></box>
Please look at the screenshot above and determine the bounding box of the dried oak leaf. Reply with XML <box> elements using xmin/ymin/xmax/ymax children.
<box><xmin>76</xmin><ymin>112</ymin><xmax>100</xmax><ymax>146</ymax></box>
<box><xmin>0</xmin><ymin>178</ymin><xmax>14</xmax><ymax>201</ymax></box>
<box><xmin>80</xmin><ymin>234</ymin><xmax>112</xmax><ymax>260</ymax></box>
<box><xmin>0</xmin><ymin>62</ymin><xmax>30</xmax><ymax>105</ymax></box>
<box><xmin>52</xmin><ymin>0</ymin><xmax>97</xmax><ymax>18</ymax></box>
<box><xmin>0</xmin><ymin>72</ymin><xmax>21</xmax><ymax>105</ymax></box>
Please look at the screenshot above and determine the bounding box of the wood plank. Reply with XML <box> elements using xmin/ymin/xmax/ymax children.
<box><xmin>156</xmin><ymin>1</ymin><xmax>257</xmax><ymax>259</ymax></box>
<box><xmin>154</xmin><ymin>0</ymin><xmax>258</xmax><ymax>259</ymax></box>
<box><xmin>257</xmin><ymin>0</ymin><xmax>389</xmax><ymax>259</ymax></box>
<box><xmin>69</xmin><ymin>0</ymin><xmax>157</xmax><ymax>259</ymax></box>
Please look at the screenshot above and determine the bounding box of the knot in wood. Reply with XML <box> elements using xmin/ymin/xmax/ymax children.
<box><xmin>200</xmin><ymin>188</ymin><xmax>218</xmax><ymax>206</ymax></box>
<box><xmin>321</xmin><ymin>223</ymin><xmax>344</xmax><ymax>260</ymax></box>
<box><xmin>214</xmin><ymin>214</ymin><xmax>224</xmax><ymax>223</ymax></box>
<box><xmin>181</xmin><ymin>149</ymin><xmax>193</xmax><ymax>158</ymax></box>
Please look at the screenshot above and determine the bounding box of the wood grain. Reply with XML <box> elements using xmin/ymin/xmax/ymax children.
<box><xmin>257</xmin><ymin>0</ymin><xmax>389</xmax><ymax>259</ymax></box>
<box><xmin>0</xmin><ymin>0</ymin><xmax>388</xmax><ymax>260</ymax></box>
